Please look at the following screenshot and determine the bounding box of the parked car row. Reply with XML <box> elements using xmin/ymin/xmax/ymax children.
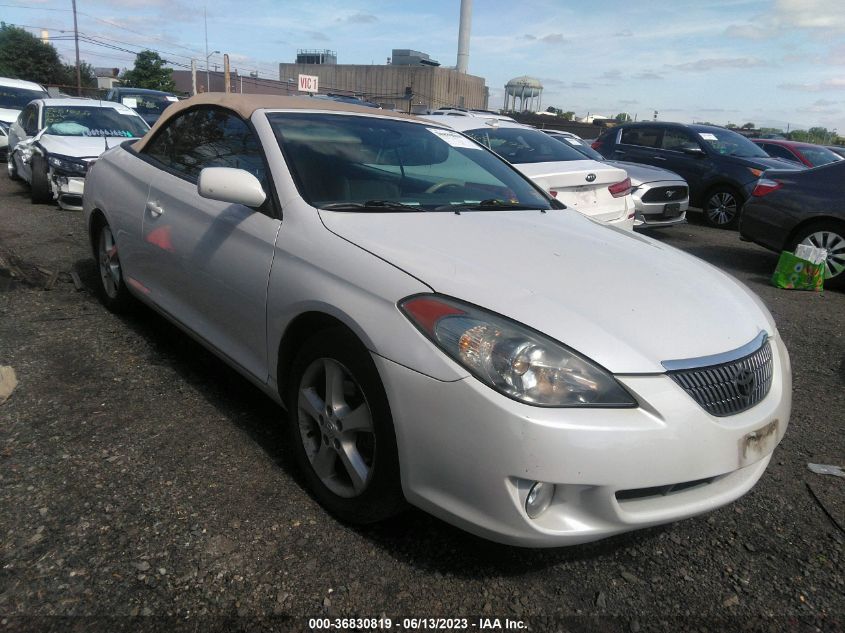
<box><xmin>77</xmin><ymin>93</ymin><xmax>791</xmax><ymax>547</ymax></box>
<box><xmin>592</xmin><ymin>122</ymin><xmax>802</xmax><ymax>229</ymax></box>
<box><xmin>542</xmin><ymin>130</ymin><xmax>689</xmax><ymax>228</ymax></box>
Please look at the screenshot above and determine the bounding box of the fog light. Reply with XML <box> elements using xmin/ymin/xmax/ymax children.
<box><xmin>525</xmin><ymin>481</ymin><xmax>555</xmax><ymax>519</ymax></box>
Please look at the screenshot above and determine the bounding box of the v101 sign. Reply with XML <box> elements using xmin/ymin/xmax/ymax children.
<box><xmin>298</xmin><ymin>74</ymin><xmax>319</xmax><ymax>93</ymax></box>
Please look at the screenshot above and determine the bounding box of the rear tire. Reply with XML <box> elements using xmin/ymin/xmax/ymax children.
<box><xmin>702</xmin><ymin>185</ymin><xmax>742</xmax><ymax>229</ymax></box>
<box><xmin>93</xmin><ymin>218</ymin><xmax>134</xmax><ymax>312</ymax></box>
<box><xmin>285</xmin><ymin>328</ymin><xmax>405</xmax><ymax>524</ymax></box>
<box><xmin>789</xmin><ymin>221</ymin><xmax>845</xmax><ymax>290</ymax></box>
<box><xmin>29</xmin><ymin>155</ymin><xmax>52</xmax><ymax>204</ymax></box>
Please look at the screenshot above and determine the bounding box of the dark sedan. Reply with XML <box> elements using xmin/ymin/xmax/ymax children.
<box><xmin>740</xmin><ymin>161</ymin><xmax>845</xmax><ymax>289</ymax></box>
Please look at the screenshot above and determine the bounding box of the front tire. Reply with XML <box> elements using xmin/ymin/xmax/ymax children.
<box><xmin>703</xmin><ymin>186</ymin><xmax>742</xmax><ymax>229</ymax></box>
<box><xmin>789</xmin><ymin>221</ymin><xmax>845</xmax><ymax>290</ymax></box>
<box><xmin>7</xmin><ymin>153</ymin><xmax>21</xmax><ymax>181</ymax></box>
<box><xmin>30</xmin><ymin>155</ymin><xmax>52</xmax><ymax>204</ymax></box>
<box><xmin>286</xmin><ymin>329</ymin><xmax>405</xmax><ymax>524</ymax></box>
<box><xmin>94</xmin><ymin>219</ymin><xmax>134</xmax><ymax>312</ymax></box>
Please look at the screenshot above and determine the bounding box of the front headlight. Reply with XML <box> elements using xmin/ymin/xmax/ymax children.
<box><xmin>48</xmin><ymin>155</ymin><xmax>88</xmax><ymax>175</ymax></box>
<box><xmin>400</xmin><ymin>295</ymin><xmax>636</xmax><ymax>408</ymax></box>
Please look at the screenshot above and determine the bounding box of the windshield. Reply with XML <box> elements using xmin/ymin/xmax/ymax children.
<box><xmin>120</xmin><ymin>93</ymin><xmax>178</xmax><ymax>116</ymax></box>
<box><xmin>43</xmin><ymin>106</ymin><xmax>149</xmax><ymax>138</ymax></box>
<box><xmin>267</xmin><ymin>113</ymin><xmax>553</xmax><ymax>212</ymax></box>
<box><xmin>799</xmin><ymin>145</ymin><xmax>843</xmax><ymax>167</ymax></box>
<box><xmin>0</xmin><ymin>86</ymin><xmax>48</xmax><ymax>110</ymax></box>
<box><xmin>463</xmin><ymin>126</ymin><xmax>591</xmax><ymax>164</ymax></box>
<box><xmin>695</xmin><ymin>128</ymin><xmax>769</xmax><ymax>158</ymax></box>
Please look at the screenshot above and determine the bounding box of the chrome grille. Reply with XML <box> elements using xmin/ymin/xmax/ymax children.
<box><xmin>667</xmin><ymin>340</ymin><xmax>773</xmax><ymax>417</ymax></box>
<box><xmin>641</xmin><ymin>185</ymin><xmax>689</xmax><ymax>203</ymax></box>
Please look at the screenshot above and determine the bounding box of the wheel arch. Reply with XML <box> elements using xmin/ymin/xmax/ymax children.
<box><xmin>783</xmin><ymin>215</ymin><xmax>845</xmax><ymax>251</ymax></box>
<box><xmin>87</xmin><ymin>209</ymin><xmax>108</xmax><ymax>259</ymax></box>
<box><xmin>275</xmin><ymin>310</ymin><xmax>374</xmax><ymax>404</ymax></box>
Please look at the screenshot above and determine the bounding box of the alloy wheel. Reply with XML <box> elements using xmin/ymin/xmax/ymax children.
<box><xmin>296</xmin><ymin>358</ymin><xmax>376</xmax><ymax>498</ymax></box>
<box><xmin>98</xmin><ymin>226</ymin><xmax>121</xmax><ymax>298</ymax></box>
<box><xmin>800</xmin><ymin>230</ymin><xmax>845</xmax><ymax>279</ymax></box>
<box><xmin>705</xmin><ymin>191</ymin><xmax>738</xmax><ymax>226</ymax></box>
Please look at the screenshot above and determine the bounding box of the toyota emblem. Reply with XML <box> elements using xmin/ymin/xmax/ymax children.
<box><xmin>733</xmin><ymin>368</ymin><xmax>757</xmax><ymax>400</ymax></box>
<box><xmin>585</xmin><ymin>173</ymin><xmax>596</xmax><ymax>182</ymax></box>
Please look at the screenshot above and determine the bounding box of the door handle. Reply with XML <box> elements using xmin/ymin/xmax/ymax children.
<box><xmin>652</xmin><ymin>155</ymin><xmax>667</xmax><ymax>161</ymax></box>
<box><xmin>146</xmin><ymin>201</ymin><xmax>164</xmax><ymax>217</ymax></box>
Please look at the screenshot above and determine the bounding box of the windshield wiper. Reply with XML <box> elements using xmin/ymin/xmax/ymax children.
<box><xmin>320</xmin><ymin>200</ymin><xmax>422</xmax><ymax>212</ymax></box>
<box><xmin>433</xmin><ymin>199</ymin><xmax>544</xmax><ymax>212</ymax></box>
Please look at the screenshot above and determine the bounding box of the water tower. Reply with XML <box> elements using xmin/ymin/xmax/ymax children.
<box><xmin>504</xmin><ymin>76</ymin><xmax>543</xmax><ymax>112</ymax></box>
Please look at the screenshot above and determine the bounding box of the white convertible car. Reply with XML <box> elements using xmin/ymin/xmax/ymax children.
<box><xmin>8</xmin><ymin>97</ymin><xmax>149</xmax><ymax>209</ymax></box>
<box><xmin>82</xmin><ymin>94</ymin><xmax>791</xmax><ymax>547</ymax></box>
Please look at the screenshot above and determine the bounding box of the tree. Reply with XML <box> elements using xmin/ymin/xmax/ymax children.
<box><xmin>0</xmin><ymin>23</ymin><xmax>66</xmax><ymax>84</ymax></box>
<box><xmin>120</xmin><ymin>50</ymin><xmax>175</xmax><ymax>91</ymax></box>
<box><xmin>560</xmin><ymin>111</ymin><xmax>575</xmax><ymax>120</ymax></box>
<box><xmin>741</xmin><ymin>122</ymin><xmax>755</xmax><ymax>130</ymax></box>
<box><xmin>60</xmin><ymin>61</ymin><xmax>97</xmax><ymax>89</ymax></box>
<box><xmin>614</xmin><ymin>112</ymin><xmax>632</xmax><ymax>122</ymax></box>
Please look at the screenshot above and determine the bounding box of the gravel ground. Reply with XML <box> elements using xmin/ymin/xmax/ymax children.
<box><xmin>0</xmin><ymin>174</ymin><xmax>843</xmax><ymax>633</ymax></box>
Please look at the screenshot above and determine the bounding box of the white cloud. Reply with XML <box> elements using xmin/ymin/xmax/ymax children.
<box><xmin>773</xmin><ymin>0</ymin><xmax>845</xmax><ymax>32</ymax></box>
<box><xmin>672</xmin><ymin>57</ymin><xmax>769</xmax><ymax>72</ymax></box>
<box><xmin>779</xmin><ymin>78</ymin><xmax>845</xmax><ymax>92</ymax></box>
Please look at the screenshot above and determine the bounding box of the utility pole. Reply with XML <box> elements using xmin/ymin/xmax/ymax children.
<box><xmin>71</xmin><ymin>0</ymin><xmax>82</xmax><ymax>96</ymax></box>
<box><xmin>223</xmin><ymin>54</ymin><xmax>230</xmax><ymax>94</ymax></box>
<box><xmin>204</xmin><ymin>6</ymin><xmax>209</xmax><ymax>92</ymax></box>
<box><xmin>191</xmin><ymin>59</ymin><xmax>197</xmax><ymax>96</ymax></box>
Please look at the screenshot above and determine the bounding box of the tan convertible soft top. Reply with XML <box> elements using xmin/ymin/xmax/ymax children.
<box><xmin>132</xmin><ymin>92</ymin><xmax>418</xmax><ymax>152</ymax></box>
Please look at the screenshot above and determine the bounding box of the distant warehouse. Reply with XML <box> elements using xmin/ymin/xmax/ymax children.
<box><xmin>279</xmin><ymin>49</ymin><xmax>489</xmax><ymax>113</ymax></box>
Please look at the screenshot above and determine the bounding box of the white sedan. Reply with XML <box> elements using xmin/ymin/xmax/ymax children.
<box><xmin>82</xmin><ymin>94</ymin><xmax>791</xmax><ymax>547</ymax></box>
<box><xmin>420</xmin><ymin>116</ymin><xmax>636</xmax><ymax>230</ymax></box>
<box><xmin>8</xmin><ymin>98</ymin><xmax>149</xmax><ymax>209</ymax></box>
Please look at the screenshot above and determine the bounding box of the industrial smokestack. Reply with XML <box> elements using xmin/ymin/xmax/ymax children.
<box><xmin>456</xmin><ymin>0</ymin><xmax>472</xmax><ymax>74</ymax></box>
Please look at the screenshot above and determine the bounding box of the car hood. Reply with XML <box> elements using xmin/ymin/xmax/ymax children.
<box><xmin>606</xmin><ymin>160</ymin><xmax>685</xmax><ymax>186</ymax></box>
<box><xmin>38</xmin><ymin>134</ymin><xmax>135</xmax><ymax>158</ymax></box>
<box><xmin>515</xmin><ymin>160</ymin><xmax>627</xmax><ymax>189</ymax></box>
<box><xmin>0</xmin><ymin>108</ymin><xmax>21</xmax><ymax>124</ymax></box>
<box><xmin>319</xmin><ymin>209</ymin><xmax>772</xmax><ymax>374</ymax></box>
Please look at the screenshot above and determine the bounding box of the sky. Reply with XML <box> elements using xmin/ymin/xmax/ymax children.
<box><xmin>3</xmin><ymin>0</ymin><xmax>844</xmax><ymax>133</ymax></box>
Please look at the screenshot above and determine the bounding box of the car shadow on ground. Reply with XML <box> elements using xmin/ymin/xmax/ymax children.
<box><xmin>72</xmin><ymin>257</ymin><xmax>304</xmax><ymax>486</ymax></box>
<box><xmin>71</xmin><ymin>256</ymin><xmax>673</xmax><ymax>575</ymax></box>
<box><xmin>353</xmin><ymin>509</ymin><xmax>672</xmax><ymax>577</ymax></box>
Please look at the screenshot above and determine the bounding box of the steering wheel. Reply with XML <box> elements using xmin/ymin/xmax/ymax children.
<box><xmin>425</xmin><ymin>180</ymin><xmax>464</xmax><ymax>194</ymax></box>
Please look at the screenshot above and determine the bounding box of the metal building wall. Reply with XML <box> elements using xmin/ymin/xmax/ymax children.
<box><xmin>278</xmin><ymin>63</ymin><xmax>487</xmax><ymax>110</ymax></box>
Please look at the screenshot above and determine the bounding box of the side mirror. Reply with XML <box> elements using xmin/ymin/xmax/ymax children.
<box><xmin>682</xmin><ymin>146</ymin><xmax>705</xmax><ymax>157</ymax></box>
<box><xmin>197</xmin><ymin>167</ymin><xmax>267</xmax><ymax>207</ymax></box>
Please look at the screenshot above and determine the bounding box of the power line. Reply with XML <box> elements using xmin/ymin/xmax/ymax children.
<box><xmin>0</xmin><ymin>3</ymin><xmax>203</xmax><ymax>57</ymax></box>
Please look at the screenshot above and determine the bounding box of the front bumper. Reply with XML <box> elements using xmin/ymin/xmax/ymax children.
<box><xmin>375</xmin><ymin>334</ymin><xmax>791</xmax><ymax>547</ymax></box>
<box><xmin>632</xmin><ymin>181</ymin><xmax>689</xmax><ymax>227</ymax></box>
<box><xmin>51</xmin><ymin>174</ymin><xmax>86</xmax><ymax>211</ymax></box>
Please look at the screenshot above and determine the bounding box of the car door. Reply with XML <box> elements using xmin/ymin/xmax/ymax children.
<box><xmin>655</xmin><ymin>128</ymin><xmax>711</xmax><ymax>192</ymax></box>
<box><xmin>10</xmin><ymin>103</ymin><xmax>40</xmax><ymax>181</ymax></box>
<box><xmin>612</xmin><ymin>125</ymin><xmax>663</xmax><ymax>166</ymax></box>
<box><xmin>138</xmin><ymin>106</ymin><xmax>281</xmax><ymax>381</ymax></box>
